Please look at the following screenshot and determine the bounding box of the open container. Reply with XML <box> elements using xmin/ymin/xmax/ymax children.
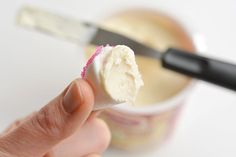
<box><xmin>85</xmin><ymin>9</ymin><xmax>205</xmax><ymax>150</ymax></box>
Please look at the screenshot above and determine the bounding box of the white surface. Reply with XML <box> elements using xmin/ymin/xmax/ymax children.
<box><xmin>0</xmin><ymin>0</ymin><xmax>236</xmax><ymax>157</ymax></box>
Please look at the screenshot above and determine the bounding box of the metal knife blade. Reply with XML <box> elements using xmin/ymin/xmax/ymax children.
<box><xmin>17</xmin><ymin>6</ymin><xmax>162</xmax><ymax>59</ymax></box>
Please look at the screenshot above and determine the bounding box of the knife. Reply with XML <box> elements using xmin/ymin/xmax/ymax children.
<box><xmin>17</xmin><ymin>6</ymin><xmax>236</xmax><ymax>91</ymax></box>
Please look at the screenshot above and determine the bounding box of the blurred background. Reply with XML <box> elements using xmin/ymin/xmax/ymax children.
<box><xmin>0</xmin><ymin>0</ymin><xmax>236</xmax><ymax>157</ymax></box>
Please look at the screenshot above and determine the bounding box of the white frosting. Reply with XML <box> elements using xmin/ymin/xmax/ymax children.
<box><xmin>98</xmin><ymin>45</ymin><xmax>143</xmax><ymax>103</ymax></box>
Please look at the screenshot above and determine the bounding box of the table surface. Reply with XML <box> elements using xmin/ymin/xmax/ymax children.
<box><xmin>0</xmin><ymin>1</ymin><xmax>236</xmax><ymax>157</ymax></box>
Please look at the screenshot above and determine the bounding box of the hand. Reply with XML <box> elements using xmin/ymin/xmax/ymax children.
<box><xmin>0</xmin><ymin>79</ymin><xmax>111</xmax><ymax>157</ymax></box>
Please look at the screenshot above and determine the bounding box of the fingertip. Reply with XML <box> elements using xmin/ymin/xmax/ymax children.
<box><xmin>87</xmin><ymin>118</ymin><xmax>111</xmax><ymax>153</ymax></box>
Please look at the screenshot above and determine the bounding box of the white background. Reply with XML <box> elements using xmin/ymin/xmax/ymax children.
<box><xmin>0</xmin><ymin>0</ymin><xmax>236</xmax><ymax>157</ymax></box>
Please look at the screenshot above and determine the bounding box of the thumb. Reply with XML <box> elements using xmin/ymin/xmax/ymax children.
<box><xmin>0</xmin><ymin>79</ymin><xmax>94</xmax><ymax>157</ymax></box>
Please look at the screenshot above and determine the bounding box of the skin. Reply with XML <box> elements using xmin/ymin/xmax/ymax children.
<box><xmin>0</xmin><ymin>79</ymin><xmax>111</xmax><ymax>157</ymax></box>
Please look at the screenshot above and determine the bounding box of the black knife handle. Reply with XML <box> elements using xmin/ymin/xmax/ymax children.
<box><xmin>162</xmin><ymin>48</ymin><xmax>236</xmax><ymax>91</ymax></box>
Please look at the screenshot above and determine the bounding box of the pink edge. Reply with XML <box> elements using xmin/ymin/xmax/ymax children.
<box><xmin>81</xmin><ymin>45</ymin><xmax>104</xmax><ymax>78</ymax></box>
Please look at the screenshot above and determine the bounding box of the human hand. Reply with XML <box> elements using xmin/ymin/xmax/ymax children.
<box><xmin>0</xmin><ymin>79</ymin><xmax>111</xmax><ymax>157</ymax></box>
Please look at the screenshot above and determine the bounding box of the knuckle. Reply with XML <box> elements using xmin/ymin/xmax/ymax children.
<box><xmin>32</xmin><ymin>100</ymin><xmax>68</xmax><ymax>139</ymax></box>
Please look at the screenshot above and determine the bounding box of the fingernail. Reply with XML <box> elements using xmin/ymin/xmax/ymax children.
<box><xmin>63</xmin><ymin>81</ymin><xmax>83</xmax><ymax>113</ymax></box>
